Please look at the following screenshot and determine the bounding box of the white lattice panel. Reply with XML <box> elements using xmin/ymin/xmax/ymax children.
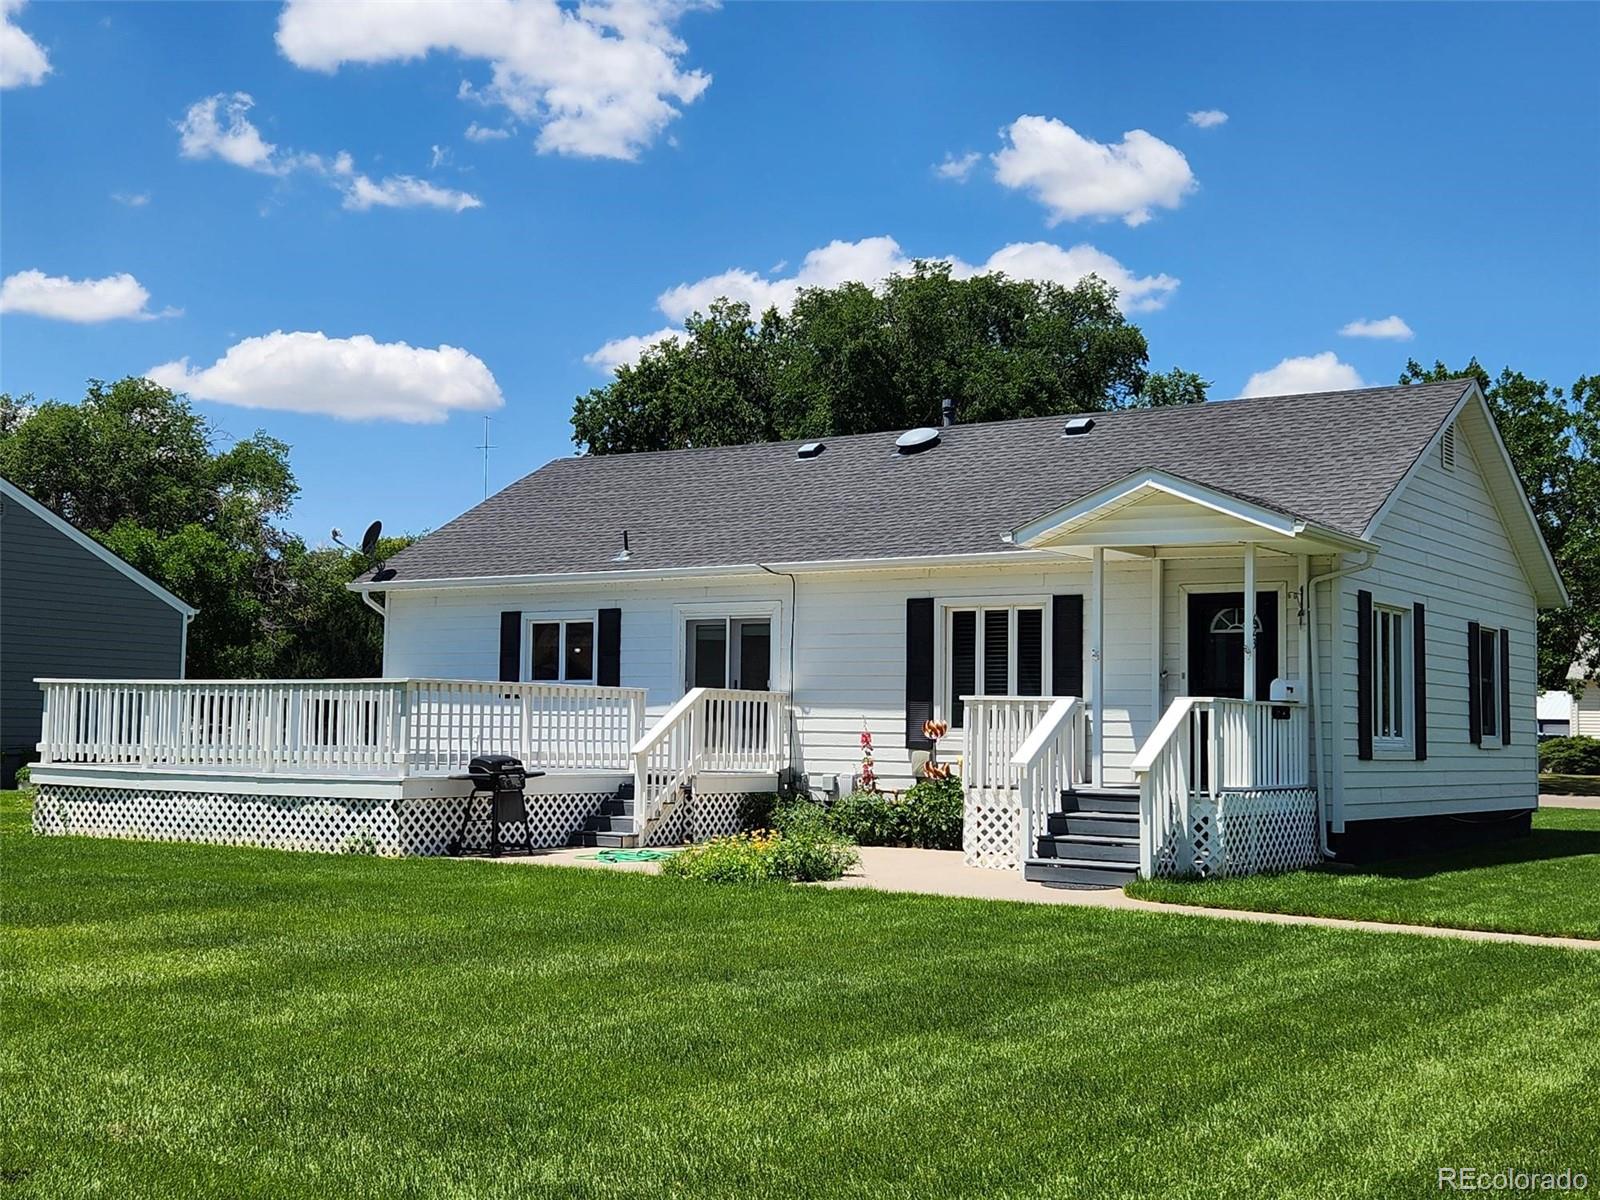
<box><xmin>642</xmin><ymin>790</ymin><xmax>752</xmax><ymax>847</ymax></box>
<box><xmin>1148</xmin><ymin>788</ymin><xmax>1320</xmax><ymax>879</ymax></box>
<box><xmin>33</xmin><ymin>784</ymin><xmax>614</xmax><ymax>858</ymax></box>
<box><xmin>963</xmin><ymin>787</ymin><xmax>1023</xmax><ymax>870</ymax></box>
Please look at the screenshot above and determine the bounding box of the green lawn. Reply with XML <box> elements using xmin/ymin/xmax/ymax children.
<box><xmin>1542</xmin><ymin>773</ymin><xmax>1600</xmax><ymax>797</ymax></box>
<box><xmin>1127</xmin><ymin>807</ymin><xmax>1600</xmax><ymax>940</ymax></box>
<box><xmin>4</xmin><ymin>791</ymin><xmax>1598</xmax><ymax>1199</ymax></box>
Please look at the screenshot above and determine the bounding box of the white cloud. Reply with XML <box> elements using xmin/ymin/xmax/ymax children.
<box><xmin>112</xmin><ymin>191</ymin><xmax>151</xmax><ymax>207</ymax></box>
<box><xmin>1241</xmin><ymin>352</ymin><xmax>1363</xmax><ymax>399</ymax></box>
<box><xmin>0</xmin><ymin>269</ymin><xmax>170</xmax><ymax>323</ymax></box>
<box><xmin>176</xmin><ymin>93</ymin><xmax>482</xmax><ymax>213</ymax></box>
<box><xmin>1187</xmin><ymin>109</ymin><xmax>1228</xmax><ymax>129</ymax></box>
<box><xmin>341</xmin><ymin>172</ymin><xmax>482</xmax><ymax>213</ymax></box>
<box><xmin>465</xmin><ymin>121</ymin><xmax>512</xmax><ymax>142</ymax></box>
<box><xmin>1</xmin><ymin>0</ymin><xmax>50</xmax><ymax>89</ymax></box>
<box><xmin>993</xmin><ymin>115</ymin><xmax>1196</xmax><ymax>227</ymax></box>
<box><xmin>934</xmin><ymin>151</ymin><xmax>980</xmax><ymax>182</ymax></box>
<box><xmin>177</xmin><ymin>93</ymin><xmax>283</xmax><ymax>172</ymax></box>
<box><xmin>589</xmin><ymin>235</ymin><xmax>1179</xmax><ymax>370</ymax></box>
<box><xmin>585</xmin><ymin>326</ymin><xmax>681</xmax><ymax>371</ymax></box>
<box><xmin>1339</xmin><ymin>314</ymin><xmax>1414</xmax><ymax>341</ymax></box>
<box><xmin>146</xmin><ymin>331</ymin><xmax>503</xmax><ymax>423</ymax></box>
<box><xmin>276</xmin><ymin>0</ymin><xmax>711</xmax><ymax>161</ymax></box>
<box><xmin>429</xmin><ymin>144</ymin><xmax>449</xmax><ymax>169</ymax></box>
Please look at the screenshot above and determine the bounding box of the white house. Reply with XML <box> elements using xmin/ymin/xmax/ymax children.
<box><xmin>29</xmin><ymin>378</ymin><xmax>1567</xmax><ymax>886</ymax></box>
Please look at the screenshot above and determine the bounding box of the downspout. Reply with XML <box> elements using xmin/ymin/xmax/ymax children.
<box><xmin>1304</xmin><ymin>549</ymin><xmax>1376</xmax><ymax>858</ymax></box>
<box><xmin>180</xmin><ymin>611</ymin><xmax>194</xmax><ymax>678</ymax></box>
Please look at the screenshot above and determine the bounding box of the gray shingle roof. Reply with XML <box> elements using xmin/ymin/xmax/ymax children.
<box><xmin>374</xmin><ymin>380</ymin><xmax>1472</xmax><ymax>582</ymax></box>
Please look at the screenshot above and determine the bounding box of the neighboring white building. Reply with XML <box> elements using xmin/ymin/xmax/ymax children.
<box><xmin>31</xmin><ymin>379</ymin><xmax>1569</xmax><ymax>886</ymax></box>
<box><xmin>1537</xmin><ymin>688</ymin><xmax>1573</xmax><ymax>738</ymax></box>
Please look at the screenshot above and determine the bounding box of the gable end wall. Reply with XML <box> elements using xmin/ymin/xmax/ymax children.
<box><xmin>1334</xmin><ymin>429</ymin><xmax>1539</xmax><ymax>823</ymax></box>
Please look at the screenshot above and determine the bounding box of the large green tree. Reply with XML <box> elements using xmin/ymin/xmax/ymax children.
<box><xmin>0</xmin><ymin>378</ymin><xmax>405</xmax><ymax>678</ymax></box>
<box><xmin>572</xmin><ymin>264</ymin><xmax>1206</xmax><ymax>454</ymax></box>
<box><xmin>1399</xmin><ymin>360</ymin><xmax>1598</xmax><ymax>688</ymax></box>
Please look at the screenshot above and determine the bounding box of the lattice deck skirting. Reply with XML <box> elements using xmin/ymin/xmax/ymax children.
<box><xmin>1150</xmin><ymin>787</ymin><xmax>1321</xmax><ymax>879</ymax></box>
<box><xmin>643</xmin><ymin>789</ymin><xmax>748</xmax><ymax>847</ymax></box>
<box><xmin>32</xmin><ymin>784</ymin><xmax>611</xmax><ymax>857</ymax></box>
<box><xmin>963</xmin><ymin>787</ymin><xmax>1024</xmax><ymax>870</ymax></box>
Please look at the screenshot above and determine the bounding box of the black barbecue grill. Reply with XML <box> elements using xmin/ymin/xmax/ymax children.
<box><xmin>447</xmin><ymin>754</ymin><xmax>544</xmax><ymax>857</ymax></box>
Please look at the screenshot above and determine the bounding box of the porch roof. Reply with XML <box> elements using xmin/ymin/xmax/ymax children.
<box><xmin>1007</xmin><ymin>469</ymin><xmax>1376</xmax><ymax>558</ymax></box>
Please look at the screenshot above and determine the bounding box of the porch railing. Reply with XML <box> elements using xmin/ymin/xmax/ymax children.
<box><xmin>1131</xmin><ymin>696</ymin><xmax>1311</xmax><ymax>878</ymax></box>
<box><xmin>35</xmin><ymin>678</ymin><xmax>647</xmax><ymax>777</ymax></box>
<box><xmin>963</xmin><ymin>695</ymin><xmax>1088</xmax><ymax>868</ymax></box>
<box><xmin>630</xmin><ymin>688</ymin><xmax>791</xmax><ymax>840</ymax></box>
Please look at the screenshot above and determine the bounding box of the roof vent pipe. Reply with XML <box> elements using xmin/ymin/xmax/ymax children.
<box><xmin>941</xmin><ymin>397</ymin><xmax>956</xmax><ymax>427</ymax></box>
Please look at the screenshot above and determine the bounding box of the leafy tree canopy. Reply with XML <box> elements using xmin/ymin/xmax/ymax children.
<box><xmin>1399</xmin><ymin>359</ymin><xmax>1598</xmax><ymax>688</ymax></box>
<box><xmin>572</xmin><ymin>264</ymin><xmax>1207</xmax><ymax>455</ymax></box>
<box><xmin>0</xmin><ymin>378</ymin><xmax>408</xmax><ymax>677</ymax></box>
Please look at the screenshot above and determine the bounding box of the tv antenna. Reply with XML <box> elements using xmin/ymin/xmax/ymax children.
<box><xmin>476</xmin><ymin>416</ymin><xmax>494</xmax><ymax>500</ymax></box>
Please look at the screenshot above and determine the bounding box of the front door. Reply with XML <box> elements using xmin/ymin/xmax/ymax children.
<box><xmin>1187</xmin><ymin>591</ymin><xmax>1279</xmax><ymax>699</ymax></box>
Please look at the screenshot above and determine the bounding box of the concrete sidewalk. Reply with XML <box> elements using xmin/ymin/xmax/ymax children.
<box><xmin>475</xmin><ymin>843</ymin><xmax>1600</xmax><ymax>952</ymax></box>
<box><xmin>1540</xmin><ymin>794</ymin><xmax>1600</xmax><ymax>809</ymax></box>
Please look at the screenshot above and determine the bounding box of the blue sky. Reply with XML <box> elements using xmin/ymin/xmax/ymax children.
<box><xmin>3</xmin><ymin>1</ymin><xmax>1596</xmax><ymax>544</ymax></box>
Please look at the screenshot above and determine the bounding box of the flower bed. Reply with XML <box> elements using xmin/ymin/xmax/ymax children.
<box><xmin>661</xmin><ymin>822</ymin><xmax>859</xmax><ymax>884</ymax></box>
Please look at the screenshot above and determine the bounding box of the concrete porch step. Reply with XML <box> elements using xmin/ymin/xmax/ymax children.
<box><xmin>1035</xmin><ymin>833</ymin><xmax>1139</xmax><ymax>864</ymax></box>
<box><xmin>1023</xmin><ymin>857</ymin><xmax>1137</xmax><ymax>889</ymax></box>
<box><xmin>566</xmin><ymin>830</ymin><xmax>640</xmax><ymax>849</ymax></box>
<box><xmin>1046</xmin><ymin>811</ymin><xmax>1139</xmax><ymax>838</ymax></box>
<box><xmin>1058</xmin><ymin>788</ymin><xmax>1140</xmax><ymax>815</ymax></box>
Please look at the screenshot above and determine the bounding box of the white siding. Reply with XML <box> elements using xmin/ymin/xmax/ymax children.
<box><xmin>1334</xmin><ymin>429</ymin><xmax>1541</xmax><ymax>823</ymax></box>
<box><xmin>380</xmin><ymin>548</ymin><xmax>1321</xmax><ymax>790</ymax></box>
<box><xmin>1575</xmin><ymin>683</ymin><xmax>1600</xmax><ymax>738</ymax></box>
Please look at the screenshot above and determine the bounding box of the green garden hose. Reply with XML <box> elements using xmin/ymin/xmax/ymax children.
<box><xmin>576</xmin><ymin>848</ymin><xmax>677</xmax><ymax>863</ymax></box>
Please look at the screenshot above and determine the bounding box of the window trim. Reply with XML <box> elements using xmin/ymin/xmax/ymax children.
<box><xmin>937</xmin><ymin>597</ymin><xmax>1052</xmax><ymax>730</ymax></box>
<box><xmin>524</xmin><ymin>612</ymin><xmax>599</xmax><ymax>684</ymax></box>
<box><xmin>1370</xmin><ymin>602</ymin><xmax>1413</xmax><ymax>754</ymax></box>
<box><xmin>1477</xmin><ymin>625</ymin><xmax>1503</xmax><ymax>749</ymax></box>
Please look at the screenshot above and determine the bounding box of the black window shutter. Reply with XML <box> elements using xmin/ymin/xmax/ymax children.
<box><xmin>1356</xmin><ymin>589</ymin><xmax>1373</xmax><ymax>761</ymax></box>
<box><xmin>906</xmin><ymin>598</ymin><xmax>935</xmax><ymax>750</ymax></box>
<box><xmin>1051</xmin><ymin>594</ymin><xmax>1084</xmax><ymax>697</ymax></box>
<box><xmin>1466</xmin><ymin>620</ymin><xmax>1482</xmax><ymax>744</ymax></box>
<box><xmin>597</xmin><ymin>608</ymin><xmax>622</xmax><ymax>687</ymax></box>
<box><xmin>499</xmin><ymin>611</ymin><xmax>522</xmax><ymax>682</ymax></box>
<box><xmin>1500</xmin><ymin>628</ymin><xmax>1512</xmax><ymax>746</ymax></box>
<box><xmin>1412</xmin><ymin>602</ymin><xmax>1427</xmax><ymax>761</ymax></box>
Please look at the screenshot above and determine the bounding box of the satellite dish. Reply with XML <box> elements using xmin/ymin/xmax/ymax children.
<box><xmin>895</xmin><ymin>427</ymin><xmax>941</xmax><ymax>455</ymax></box>
<box><xmin>359</xmin><ymin>520</ymin><xmax>383</xmax><ymax>558</ymax></box>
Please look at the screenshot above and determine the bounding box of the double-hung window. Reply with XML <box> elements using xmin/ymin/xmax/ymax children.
<box><xmin>1477</xmin><ymin>625</ymin><xmax>1501</xmax><ymax>741</ymax></box>
<box><xmin>946</xmin><ymin>604</ymin><xmax>1045</xmax><ymax>728</ymax></box>
<box><xmin>1370</xmin><ymin>603</ymin><xmax>1411</xmax><ymax>748</ymax></box>
<box><xmin>530</xmin><ymin>618</ymin><xmax>595</xmax><ymax>683</ymax></box>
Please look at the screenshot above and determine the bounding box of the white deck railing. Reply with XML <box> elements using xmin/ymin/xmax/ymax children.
<box><xmin>35</xmin><ymin>678</ymin><xmax>648</xmax><ymax>777</ymax></box>
<box><xmin>1131</xmin><ymin>697</ymin><xmax>1310</xmax><ymax>877</ymax></box>
<box><xmin>963</xmin><ymin>695</ymin><xmax>1088</xmax><ymax>867</ymax></box>
<box><xmin>630</xmin><ymin>687</ymin><xmax>790</xmax><ymax>839</ymax></box>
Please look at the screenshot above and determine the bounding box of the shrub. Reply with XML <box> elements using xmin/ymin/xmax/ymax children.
<box><xmin>737</xmin><ymin>792</ymin><xmax>781</xmax><ymax>831</ymax></box>
<box><xmin>1539</xmin><ymin>736</ymin><xmax>1600</xmax><ymax>776</ymax></box>
<box><xmin>899</xmin><ymin>776</ymin><xmax>964</xmax><ymax>850</ymax></box>
<box><xmin>824</xmin><ymin>779</ymin><xmax>964</xmax><ymax>849</ymax></box>
<box><xmin>14</xmin><ymin>764</ymin><xmax>31</xmax><ymax>790</ymax></box>
<box><xmin>662</xmin><ymin>825</ymin><xmax>858</xmax><ymax>885</ymax></box>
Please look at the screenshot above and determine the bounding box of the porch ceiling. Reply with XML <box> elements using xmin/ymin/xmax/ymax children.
<box><xmin>1009</xmin><ymin>469</ymin><xmax>1376</xmax><ymax>559</ymax></box>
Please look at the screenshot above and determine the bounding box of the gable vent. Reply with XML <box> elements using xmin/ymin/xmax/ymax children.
<box><xmin>1440</xmin><ymin>425</ymin><xmax>1457</xmax><ymax>472</ymax></box>
<box><xmin>796</xmin><ymin>442</ymin><xmax>825</xmax><ymax>460</ymax></box>
<box><xmin>1061</xmin><ymin>416</ymin><xmax>1095</xmax><ymax>437</ymax></box>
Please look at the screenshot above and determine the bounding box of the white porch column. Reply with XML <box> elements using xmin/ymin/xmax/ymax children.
<box><xmin>1149</xmin><ymin>556</ymin><xmax>1164</xmax><ymax>726</ymax></box>
<box><xmin>1242</xmin><ymin>542</ymin><xmax>1257</xmax><ymax>702</ymax></box>
<box><xmin>1090</xmin><ymin>546</ymin><xmax>1105</xmax><ymax>788</ymax></box>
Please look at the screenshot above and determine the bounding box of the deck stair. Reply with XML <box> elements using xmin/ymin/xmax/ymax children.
<box><xmin>1024</xmin><ymin>788</ymin><xmax>1141</xmax><ymax>888</ymax></box>
<box><xmin>566</xmin><ymin>781</ymin><xmax>642</xmax><ymax>849</ymax></box>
